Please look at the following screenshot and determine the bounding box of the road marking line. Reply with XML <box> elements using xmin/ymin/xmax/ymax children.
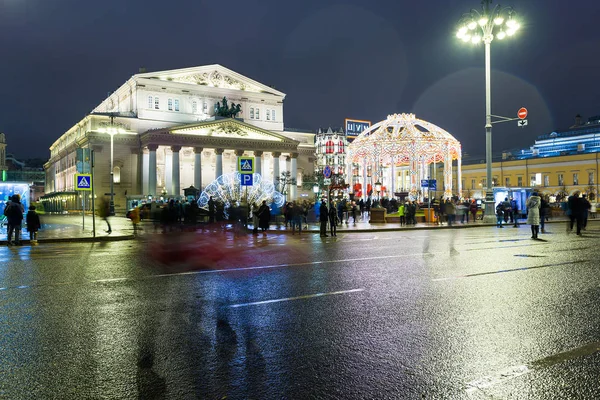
<box><xmin>228</xmin><ymin>288</ymin><xmax>365</xmax><ymax>308</ymax></box>
<box><xmin>432</xmin><ymin>260</ymin><xmax>590</xmax><ymax>281</ymax></box>
<box><xmin>465</xmin><ymin>341</ymin><xmax>600</xmax><ymax>394</ymax></box>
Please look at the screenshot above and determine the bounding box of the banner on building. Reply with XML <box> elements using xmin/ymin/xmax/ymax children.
<box><xmin>345</xmin><ymin>119</ymin><xmax>371</xmax><ymax>137</ymax></box>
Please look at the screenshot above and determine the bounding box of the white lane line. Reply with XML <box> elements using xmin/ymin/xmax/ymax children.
<box><xmin>228</xmin><ymin>288</ymin><xmax>365</xmax><ymax>308</ymax></box>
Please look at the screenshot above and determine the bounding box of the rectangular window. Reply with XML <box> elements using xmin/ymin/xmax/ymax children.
<box><xmin>148</xmin><ymin>96</ymin><xmax>153</xmax><ymax>109</ymax></box>
<box><xmin>573</xmin><ymin>173</ymin><xmax>579</xmax><ymax>185</ymax></box>
<box><xmin>589</xmin><ymin>172</ymin><xmax>595</xmax><ymax>185</ymax></box>
<box><xmin>174</xmin><ymin>99</ymin><xmax>180</xmax><ymax>112</ymax></box>
<box><xmin>505</xmin><ymin>177</ymin><xmax>510</xmax><ymax>187</ymax></box>
<box><xmin>266</xmin><ymin>110</ymin><xmax>270</xmax><ymax>121</ymax></box>
<box><xmin>517</xmin><ymin>176</ymin><xmax>523</xmax><ymax>187</ymax></box>
<box><xmin>203</xmin><ymin>101</ymin><xmax>208</xmax><ymax>113</ymax></box>
<box><xmin>250</xmin><ymin>107</ymin><xmax>254</xmax><ymax>119</ymax></box>
<box><xmin>544</xmin><ymin>175</ymin><xmax>549</xmax><ymax>187</ymax></box>
<box><xmin>168</xmin><ymin>98</ymin><xmax>173</xmax><ymax>111</ymax></box>
<box><xmin>192</xmin><ymin>101</ymin><xmax>197</xmax><ymax>114</ymax></box>
<box><xmin>482</xmin><ymin>178</ymin><xmax>487</xmax><ymax>188</ymax></box>
<box><xmin>558</xmin><ymin>174</ymin><xmax>564</xmax><ymax>186</ymax></box>
<box><xmin>471</xmin><ymin>179</ymin><xmax>475</xmax><ymax>189</ymax></box>
<box><xmin>154</xmin><ymin>97</ymin><xmax>159</xmax><ymax>109</ymax></box>
<box><xmin>255</xmin><ymin>108</ymin><xmax>260</xmax><ymax>119</ymax></box>
<box><xmin>272</xmin><ymin>109</ymin><xmax>276</xmax><ymax>121</ymax></box>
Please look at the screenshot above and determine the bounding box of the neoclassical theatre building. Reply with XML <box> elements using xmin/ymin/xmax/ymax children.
<box><xmin>43</xmin><ymin>65</ymin><xmax>316</xmax><ymax>213</ymax></box>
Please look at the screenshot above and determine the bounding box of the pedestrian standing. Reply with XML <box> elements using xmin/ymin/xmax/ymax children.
<box><xmin>129</xmin><ymin>206</ymin><xmax>141</xmax><ymax>235</ymax></box>
<box><xmin>26</xmin><ymin>205</ymin><xmax>41</xmax><ymax>245</ymax></box>
<box><xmin>319</xmin><ymin>200</ymin><xmax>328</xmax><ymax>237</ymax></box>
<box><xmin>510</xmin><ymin>197</ymin><xmax>519</xmax><ymax>227</ymax></box>
<box><xmin>350</xmin><ymin>201</ymin><xmax>357</xmax><ymax>225</ymax></box>
<box><xmin>568</xmin><ymin>192</ymin><xmax>586</xmax><ymax>236</ymax></box>
<box><xmin>495</xmin><ymin>202</ymin><xmax>504</xmax><ymax>228</ymax></box>
<box><xmin>540</xmin><ymin>196</ymin><xmax>550</xmax><ymax>233</ymax></box>
<box><xmin>446</xmin><ymin>199</ymin><xmax>456</xmax><ymax>227</ymax></box>
<box><xmin>469</xmin><ymin>200</ymin><xmax>478</xmax><ymax>222</ymax></box>
<box><xmin>328</xmin><ymin>202</ymin><xmax>337</xmax><ymax>237</ymax></box>
<box><xmin>526</xmin><ymin>192</ymin><xmax>541</xmax><ymax>239</ymax></box>
<box><xmin>5</xmin><ymin>195</ymin><xmax>24</xmax><ymax>245</ymax></box>
<box><xmin>398</xmin><ymin>202</ymin><xmax>405</xmax><ymax>226</ymax></box>
<box><xmin>581</xmin><ymin>194</ymin><xmax>591</xmax><ymax>230</ymax></box>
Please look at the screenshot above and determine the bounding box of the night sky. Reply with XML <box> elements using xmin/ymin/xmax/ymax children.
<box><xmin>1</xmin><ymin>0</ymin><xmax>599</xmax><ymax>160</ymax></box>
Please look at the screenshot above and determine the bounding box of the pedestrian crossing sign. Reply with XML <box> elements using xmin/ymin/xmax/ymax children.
<box><xmin>238</xmin><ymin>157</ymin><xmax>255</xmax><ymax>174</ymax></box>
<box><xmin>75</xmin><ymin>174</ymin><xmax>92</xmax><ymax>191</ymax></box>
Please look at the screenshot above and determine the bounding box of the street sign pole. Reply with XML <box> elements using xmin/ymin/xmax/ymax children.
<box><xmin>91</xmin><ymin>150</ymin><xmax>96</xmax><ymax>238</ymax></box>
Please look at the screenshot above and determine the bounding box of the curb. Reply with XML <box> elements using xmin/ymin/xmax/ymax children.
<box><xmin>0</xmin><ymin>234</ymin><xmax>136</xmax><ymax>245</ymax></box>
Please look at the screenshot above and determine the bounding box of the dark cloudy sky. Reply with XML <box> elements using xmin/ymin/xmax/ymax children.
<box><xmin>1</xmin><ymin>0</ymin><xmax>599</xmax><ymax>159</ymax></box>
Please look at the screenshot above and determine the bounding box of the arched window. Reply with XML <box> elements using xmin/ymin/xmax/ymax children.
<box><xmin>338</xmin><ymin>141</ymin><xmax>345</xmax><ymax>154</ymax></box>
<box><xmin>113</xmin><ymin>166</ymin><xmax>121</xmax><ymax>184</ymax></box>
<box><xmin>325</xmin><ymin>140</ymin><xmax>334</xmax><ymax>154</ymax></box>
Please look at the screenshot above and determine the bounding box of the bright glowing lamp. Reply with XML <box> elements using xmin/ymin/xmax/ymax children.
<box><xmin>506</xmin><ymin>19</ymin><xmax>517</xmax><ymax>28</ymax></box>
<box><xmin>497</xmin><ymin>31</ymin><xmax>506</xmax><ymax>40</ymax></box>
<box><xmin>374</xmin><ymin>181</ymin><xmax>382</xmax><ymax>193</ymax></box>
<box><xmin>494</xmin><ymin>17</ymin><xmax>504</xmax><ymax>25</ymax></box>
<box><xmin>506</xmin><ymin>28</ymin><xmax>516</xmax><ymax>36</ymax></box>
<box><xmin>456</xmin><ymin>30</ymin><xmax>465</xmax><ymax>39</ymax></box>
<box><xmin>478</xmin><ymin>17</ymin><xmax>488</xmax><ymax>26</ymax></box>
<box><xmin>467</xmin><ymin>21</ymin><xmax>477</xmax><ymax>30</ymax></box>
<box><xmin>462</xmin><ymin>34</ymin><xmax>472</xmax><ymax>42</ymax></box>
<box><xmin>471</xmin><ymin>34</ymin><xmax>482</xmax><ymax>44</ymax></box>
<box><xmin>459</xmin><ymin>26</ymin><xmax>468</xmax><ymax>35</ymax></box>
<box><xmin>313</xmin><ymin>184</ymin><xmax>319</xmax><ymax>194</ymax></box>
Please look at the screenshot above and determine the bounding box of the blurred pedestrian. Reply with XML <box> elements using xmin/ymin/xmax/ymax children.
<box><xmin>495</xmin><ymin>202</ymin><xmax>504</xmax><ymax>228</ymax></box>
<box><xmin>26</xmin><ymin>205</ymin><xmax>41</xmax><ymax>245</ymax></box>
<box><xmin>319</xmin><ymin>201</ymin><xmax>328</xmax><ymax>237</ymax></box>
<box><xmin>582</xmin><ymin>194</ymin><xmax>591</xmax><ymax>230</ymax></box>
<box><xmin>568</xmin><ymin>191</ymin><xmax>586</xmax><ymax>236</ymax></box>
<box><xmin>328</xmin><ymin>202</ymin><xmax>337</xmax><ymax>237</ymax></box>
<box><xmin>398</xmin><ymin>202</ymin><xmax>405</xmax><ymax>226</ymax></box>
<box><xmin>257</xmin><ymin>200</ymin><xmax>270</xmax><ymax>233</ymax></box>
<box><xmin>98</xmin><ymin>197</ymin><xmax>112</xmax><ymax>234</ymax></box>
<box><xmin>5</xmin><ymin>194</ymin><xmax>24</xmax><ymax>245</ymax></box>
<box><xmin>129</xmin><ymin>206</ymin><xmax>141</xmax><ymax>235</ymax></box>
<box><xmin>526</xmin><ymin>192</ymin><xmax>541</xmax><ymax>239</ymax></box>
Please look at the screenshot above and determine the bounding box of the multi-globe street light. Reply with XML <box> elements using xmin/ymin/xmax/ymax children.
<box><xmin>456</xmin><ymin>0</ymin><xmax>519</xmax><ymax>222</ymax></box>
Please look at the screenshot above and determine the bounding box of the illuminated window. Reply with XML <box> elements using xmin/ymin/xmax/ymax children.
<box><xmin>338</xmin><ymin>141</ymin><xmax>345</xmax><ymax>153</ymax></box>
<box><xmin>174</xmin><ymin>99</ymin><xmax>180</xmax><ymax>112</ymax></box>
<box><xmin>517</xmin><ymin>176</ymin><xmax>523</xmax><ymax>187</ymax></box>
<box><xmin>573</xmin><ymin>173</ymin><xmax>579</xmax><ymax>185</ymax></box>
<box><xmin>255</xmin><ymin>108</ymin><xmax>260</xmax><ymax>119</ymax></box>
<box><xmin>505</xmin><ymin>177</ymin><xmax>510</xmax><ymax>187</ymax></box>
<box><xmin>325</xmin><ymin>140</ymin><xmax>334</xmax><ymax>154</ymax></box>
<box><xmin>558</xmin><ymin>174</ymin><xmax>564</xmax><ymax>186</ymax></box>
<box><xmin>168</xmin><ymin>98</ymin><xmax>173</xmax><ymax>111</ymax></box>
<box><xmin>589</xmin><ymin>172</ymin><xmax>595</xmax><ymax>185</ymax></box>
<box><xmin>154</xmin><ymin>97</ymin><xmax>159</xmax><ymax>109</ymax></box>
<box><xmin>148</xmin><ymin>96</ymin><xmax>153</xmax><ymax>109</ymax></box>
<box><xmin>192</xmin><ymin>101</ymin><xmax>197</xmax><ymax>114</ymax></box>
<box><xmin>272</xmin><ymin>109</ymin><xmax>276</xmax><ymax>121</ymax></box>
<box><xmin>113</xmin><ymin>166</ymin><xmax>121</xmax><ymax>184</ymax></box>
<box><xmin>250</xmin><ymin>108</ymin><xmax>254</xmax><ymax>119</ymax></box>
<box><xmin>482</xmin><ymin>178</ymin><xmax>487</xmax><ymax>188</ymax></box>
<box><xmin>471</xmin><ymin>179</ymin><xmax>475</xmax><ymax>189</ymax></box>
<box><xmin>544</xmin><ymin>175</ymin><xmax>549</xmax><ymax>187</ymax></box>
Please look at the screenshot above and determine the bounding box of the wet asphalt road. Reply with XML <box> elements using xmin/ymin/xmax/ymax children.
<box><xmin>0</xmin><ymin>222</ymin><xmax>599</xmax><ymax>399</ymax></box>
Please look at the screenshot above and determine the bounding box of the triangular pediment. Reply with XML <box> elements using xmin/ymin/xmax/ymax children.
<box><xmin>135</xmin><ymin>64</ymin><xmax>285</xmax><ymax>97</ymax></box>
<box><xmin>170</xmin><ymin>118</ymin><xmax>298</xmax><ymax>144</ymax></box>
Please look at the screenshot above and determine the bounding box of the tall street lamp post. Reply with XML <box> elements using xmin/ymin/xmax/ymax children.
<box><xmin>456</xmin><ymin>0</ymin><xmax>519</xmax><ymax>223</ymax></box>
<box><xmin>99</xmin><ymin>115</ymin><xmax>125</xmax><ymax>216</ymax></box>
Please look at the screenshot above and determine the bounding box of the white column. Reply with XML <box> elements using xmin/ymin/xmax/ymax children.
<box><xmin>391</xmin><ymin>158</ymin><xmax>395</xmax><ymax>197</ymax></box>
<box><xmin>254</xmin><ymin>151</ymin><xmax>263</xmax><ymax>175</ymax></box>
<box><xmin>142</xmin><ymin>151</ymin><xmax>149</xmax><ymax>195</ymax></box>
<box><xmin>290</xmin><ymin>153</ymin><xmax>298</xmax><ymax>200</ymax></box>
<box><xmin>148</xmin><ymin>144</ymin><xmax>158</xmax><ymax>196</ymax></box>
<box><xmin>165</xmin><ymin>150</ymin><xmax>172</xmax><ymax>195</ymax></box>
<box><xmin>194</xmin><ymin>147</ymin><xmax>202</xmax><ymax>190</ymax></box>
<box><xmin>215</xmin><ymin>148</ymin><xmax>224</xmax><ymax>179</ymax></box>
<box><xmin>457</xmin><ymin>154</ymin><xmax>462</xmax><ymax>199</ymax></box>
<box><xmin>171</xmin><ymin>145</ymin><xmax>181</xmax><ymax>197</ymax></box>
<box><xmin>362</xmin><ymin>159</ymin><xmax>367</xmax><ymax>200</ymax></box>
<box><xmin>272</xmin><ymin>152</ymin><xmax>281</xmax><ymax>186</ymax></box>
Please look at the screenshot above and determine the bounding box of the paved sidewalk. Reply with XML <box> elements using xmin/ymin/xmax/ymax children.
<box><xmin>0</xmin><ymin>213</ymin><xmax>590</xmax><ymax>245</ymax></box>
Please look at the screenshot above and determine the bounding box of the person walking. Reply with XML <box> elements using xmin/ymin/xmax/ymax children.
<box><xmin>98</xmin><ymin>197</ymin><xmax>112</xmax><ymax>233</ymax></box>
<box><xmin>398</xmin><ymin>202</ymin><xmax>405</xmax><ymax>226</ymax></box>
<box><xmin>502</xmin><ymin>197</ymin><xmax>511</xmax><ymax>224</ymax></box>
<box><xmin>26</xmin><ymin>205</ymin><xmax>41</xmax><ymax>245</ymax></box>
<box><xmin>5</xmin><ymin>195</ymin><xmax>24</xmax><ymax>245</ymax></box>
<box><xmin>208</xmin><ymin>196</ymin><xmax>216</xmax><ymax>224</ymax></box>
<box><xmin>526</xmin><ymin>192</ymin><xmax>541</xmax><ymax>239</ymax></box>
<box><xmin>539</xmin><ymin>196</ymin><xmax>550</xmax><ymax>234</ymax></box>
<box><xmin>328</xmin><ymin>202</ymin><xmax>338</xmax><ymax>237</ymax></box>
<box><xmin>469</xmin><ymin>200</ymin><xmax>478</xmax><ymax>223</ymax></box>
<box><xmin>319</xmin><ymin>200</ymin><xmax>328</xmax><ymax>237</ymax></box>
<box><xmin>129</xmin><ymin>206</ymin><xmax>141</xmax><ymax>235</ymax></box>
<box><xmin>568</xmin><ymin>191</ymin><xmax>586</xmax><ymax>236</ymax></box>
<box><xmin>581</xmin><ymin>194</ymin><xmax>591</xmax><ymax>230</ymax></box>
<box><xmin>257</xmin><ymin>200</ymin><xmax>271</xmax><ymax>233</ymax></box>
<box><xmin>510</xmin><ymin>197</ymin><xmax>519</xmax><ymax>227</ymax></box>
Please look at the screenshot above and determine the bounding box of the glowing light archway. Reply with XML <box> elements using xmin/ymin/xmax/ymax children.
<box><xmin>348</xmin><ymin>113</ymin><xmax>462</xmax><ymax>200</ymax></box>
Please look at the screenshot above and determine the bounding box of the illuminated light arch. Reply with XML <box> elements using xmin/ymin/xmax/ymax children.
<box><xmin>198</xmin><ymin>172</ymin><xmax>285</xmax><ymax>211</ymax></box>
<box><xmin>348</xmin><ymin>113</ymin><xmax>462</xmax><ymax>200</ymax></box>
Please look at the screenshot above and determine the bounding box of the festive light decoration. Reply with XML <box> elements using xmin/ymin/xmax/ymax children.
<box><xmin>348</xmin><ymin>113</ymin><xmax>462</xmax><ymax>199</ymax></box>
<box><xmin>198</xmin><ymin>172</ymin><xmax>285</xmax><ymax>210</ymax></box>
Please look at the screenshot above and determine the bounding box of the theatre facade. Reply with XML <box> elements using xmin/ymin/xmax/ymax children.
<box><xmin>43</xmin><ymin>65</ymin><xmax>316</xmax><ymax>213</ymax></box>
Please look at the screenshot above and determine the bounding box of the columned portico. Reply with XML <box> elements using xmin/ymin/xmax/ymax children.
<box><xmin>194</xmin><ymin>147</ymin><xmax>203</xmax><ymax>190</ymax></box>
<box><xmin>215</xmin><ymin>148</ymin><xmax>224</xmax><ymax>179</ymax></box>
<box><xmin>272</xmin><ymin>152</ymin><xmax>281</xmax><ymax>186</ymax></box>
<box><xmin>254</xmin><ymin>151</ymin><xmax>263</xmax><ymax>175</ymax></box>
<box><xmin>171</xmin><ymin>145</ymin><xmax>181</xmax><ymax>196</ymax></box>
<box><xmin>234</xmin><ymin>149</ymin><xmax>245</xmax><ymax>171</ymax></box>
<box><xmin>290</xmin><ymin>153</ymin><xmax>298</xmax><ymax>200</ymax></box>
<box><xmin>148</xmin><ymin>144</ymin><xmax>158</xmax><ymax>196</ymax></box>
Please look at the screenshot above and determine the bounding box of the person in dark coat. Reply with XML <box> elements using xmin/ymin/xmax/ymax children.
<box><xmin>5</xmin><ymin>194</ymin><xmax>24</xmax><ymax>245</ymax></box>
<box><xmin>26</xmin><ymin>205</ymin><xmax>41</xmax><ymax>244</ymax></box>
<box><xmin>328</xmin><ymin>202</ymin><xmax>338</xmax><ymax>237</ymax></box>
<box><xmin>257</xmin><ymin>200</ymin><xmax>271</xmax><ymax>233</ymax></box>
<box><xmin>568</xmin><ymin>191</ymin><xmax>586</xmax><ymax>236</ymax></box>
<box><xmin>319</xmin><ymin>201</ymin><xmax>328</xmax><ymax>237</ymax></box>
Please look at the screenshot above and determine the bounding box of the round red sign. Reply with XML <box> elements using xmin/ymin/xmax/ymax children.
<box><xmin>518</xmin><ymin>107</ymin><xmax>528</xmax><ymax>119</ymax></box>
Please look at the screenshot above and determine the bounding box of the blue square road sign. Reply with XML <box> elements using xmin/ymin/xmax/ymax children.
<box><xmin>75</xmin><ymin>174</ymin><xmax>92</xmax><ymax>191</ymax></box>
<box><xmin>241</xmin><ymin>173</ymin><xmax>253</xmax><ymax>186</ymax></box>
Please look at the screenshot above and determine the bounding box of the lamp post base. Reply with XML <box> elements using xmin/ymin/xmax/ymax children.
<box><xmin>482</xmin><ymin>191</ymin><xmax>497</xmax><ymax>224</ymax></box>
